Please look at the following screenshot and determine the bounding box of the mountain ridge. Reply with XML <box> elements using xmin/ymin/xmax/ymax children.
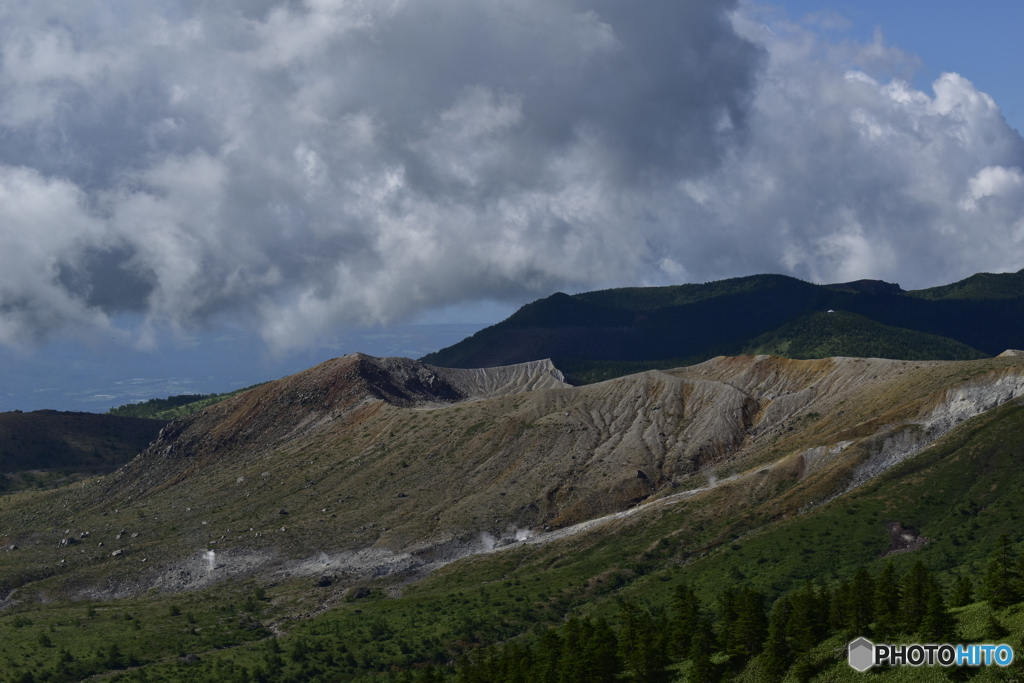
<box><xmin>421</xmin><ymin>269</ymin><xmax>1024</xmax><ymax>379</ymax></box>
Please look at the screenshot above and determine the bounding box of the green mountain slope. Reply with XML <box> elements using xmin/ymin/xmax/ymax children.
<box><xmin>108</xmin><ymin>394</ymin><xmax>216</xmax><ymax>419</ymax></box>
<box><xmin>0</xmin><ymin>410</ymin><xmax>166</xmax><ymax>491</ymax></box>
<box><xmin>422</xmin><ymin>275</ymin><xmax>832</xmax><ymax>369</ymax></box>
<box><xmin>741</xmin><ymin>311</ymin><xmax>987</xmax><ymax>361</ymax></box>
<box><xmin>108</xmin><ymin>382</ymin><xmax>268</xmax><ymax>420</ymax></box>
<box><xmin>909</xmin><ymin>268</ymin><xmax>1024</xmax><ymax>300</ymax></box>
<box><xmin>572</xmin><ymin>273</ymin><xmax>809</xmax><ymax>310</ymax></box>
<box><xmin>421</xmin><ymin>269</ymin><xmax>1024</xmax><ymax>379</ymax></box>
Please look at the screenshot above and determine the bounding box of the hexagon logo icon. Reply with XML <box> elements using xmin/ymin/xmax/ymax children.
<box><xmin>848</xmin><ymin>638</ymin><xmax>874</xmax><ymax>672</ymax></box>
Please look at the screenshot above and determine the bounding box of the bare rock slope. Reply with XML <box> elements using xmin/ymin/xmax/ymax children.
<box><xmin>3</xmin><ymin>352</ymin><xmax>1024</xmax><ymax>601</ymax></box>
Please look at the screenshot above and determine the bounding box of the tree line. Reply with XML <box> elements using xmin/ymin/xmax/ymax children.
<box><xmin>443</xmin><ymin>556</ymin><xmax>993</xmax><ymax>683</ymax></box>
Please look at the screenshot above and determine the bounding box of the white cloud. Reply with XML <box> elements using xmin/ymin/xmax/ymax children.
<box><xmin>0</xmin><ymin>165</ymin><xmax>111</xmax><ymax>345</ymax></box>
<box><xmin>962</xmin><ymin>166</ymin><xmax>1024</xmax><ymax>208</ymax></box>
<box><xmin>0</xmin><ymin>0</ymin><xmax>1020</xmax><ymax>353</ymax></box>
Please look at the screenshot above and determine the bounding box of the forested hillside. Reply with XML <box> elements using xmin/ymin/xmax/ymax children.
<box><xmin>108</xmin><ymin>383</ymin><xmax>266</xmax><ymax>420</ymax></box>
<box><xmin>0</xmin><ymin>410</ymin><xmax>165</xmax><ymax>491</ymax></box>
<box><xmin>422</xmin><ymin>270</ymin><xmax>1024</xmax><ymax>382</ymax></box>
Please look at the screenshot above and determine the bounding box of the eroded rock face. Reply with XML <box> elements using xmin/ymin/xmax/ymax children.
<box><xmin>7</xmin><ymin>352</ymin><xmax>1024</xmax><ymax>601</ymax></box>
<box><xmin>116</xmin><ymin>355</ymin><xmax>1023</xmax><ymax>536</ymax></box>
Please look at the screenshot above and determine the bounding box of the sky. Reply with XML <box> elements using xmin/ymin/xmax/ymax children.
<box><xmin>0</xmin><ymin>0</ymin><xmax>1022</xmax><ymax>411</ymax></box>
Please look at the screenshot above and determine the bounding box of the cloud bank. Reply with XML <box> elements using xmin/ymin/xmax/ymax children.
<box><xmin>0</xmin><ymin>0</ymin><xmax>1021</xmax><ymax>352</ymax></box>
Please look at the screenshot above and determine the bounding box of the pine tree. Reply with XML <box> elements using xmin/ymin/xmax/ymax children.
<box><xmin>716</xmin><ymin>588</ymin><xmax>739</xmax><ymax>654</ymax></box>
<box><xmin>849</xmin><ymin>568</ymin><xmax>875</xmax><ymax>637</ymax></box>
<box><xmin>688</xmin><ymin>624</ymin><xmax>718</xmax><ymax>683</ymax></box>
<box><xmin>732</xmin><ymin>587</ymin><xmax>768</xmax><ymax>659</ymax></box>
<box><xmin>581</xmin><ymin>618</ymin><xmax>620</xmax><ymax>683</ymax></box>
<box><xmin>530</xmin><ymin>628</ymin><xmax>562</xmax><ymax>683</ymax></box>
<box><xmin>982</xmin><ymin>535</ymin><xmax>1020</xmax><ymax>608</ymax></box>
<box><xmin>786</xmin><ymin>582</ymin><xmax>821</xmax><ymax>654</ymax></box>
<box><xmin>985</xmin><ymin>612</ymin><xmax>1009</xmax><ymax>639</ymax></box>
<box><xmin>812</xmin><ymin>581</ymin><xmax>832</xmax><ymax>640</ymax></box>
<box><xmin>454</xmin><ymin>656</ymin><xmax>479</xmax><ymax>683</ymax></box>
<box><xmin>618</xmin><ymin>603</ymin><xmax>671</xmax><ymax>683</ymax></box>
<box><xmin>671</xmin><ymin>583</ymin><xmax>702</xmax><ymax>660</ymax></box>
<box><xmin>762</xmin><ymin>596</ymin><xmax>792</xmax><ymax>680</ymax></box>
<box><xmin>873</xmin><ymin>562</ymin><xmax>900</xmax><ymax>638</ymax></box>
<box><xmin>505</xmin><ymin>641</ymin><xmax>532</xmax><ymax>683</ymax></box>
<box><xmin>104</xmin><ymin>642</ymin><xmax>124</xmax><ymax>670</ymax></box>
<box><xmin>920</xmin><ymin>591</ymin><xmax>955</xmax><ymax>642</ymax></box>
<box><xmin>559</xmin><ymin>618</ymin><xmax>585</xmax><ymax>683</ymax></box>
<box><xmin>829</xmin><ymin>581</ymin><xmax>851</xmax><ymax>635</ymax></box>
<box><xmin>416</xmin><ymin>664</ymin><xmax>443</xmax><ymax>683</ymax></box>
<box><xmin>950</xmin><ymin>576</ymin><xmax>974</xmax><ymax>608</ymax></box>
<box><xmin>900</xmin><ymin>561</ymin><xmax>932</xmax><ymax>633</ymax></box>
<box><xmin>791</xmin><ymin>656</ymin><xmax>814</xmax><ymax>683</ymax></box>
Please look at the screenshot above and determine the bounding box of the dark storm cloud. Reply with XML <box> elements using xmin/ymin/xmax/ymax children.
<box><xmin>0</xmin><ymin>1</ymin><xmax>1021</xmax><ymax>352</ymax></box>
<box><xmin>56</xmin><ymin>245</ymin><xmax>154</xmax><ymax>313</ymax></box>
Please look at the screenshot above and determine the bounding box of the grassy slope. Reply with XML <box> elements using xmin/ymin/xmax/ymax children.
<box><xmin>908</xmin><ymin>269</ymin><xmax>1024</xmax><ymax>301</ymax></box>
<box><xmin>109</xmin><ymin>394</ymin><xmax>216</xmax><ymax>419</ymax></box>
<box><xmin>560</xmin><ymin>310</ymin><xmax>990</xmax><ymax>383</ymax></box>
<box><xmin>108</xmin><ymin>383</ymin><xmax>267</xmax><ymax>420</ymax></box>
<box><xmin>740</xmin><ymin>311</ymin><xmax>988</xmax><ymax>361</ymax></box>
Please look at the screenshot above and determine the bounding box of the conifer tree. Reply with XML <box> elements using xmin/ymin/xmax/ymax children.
<box><xmin>580</xmin><ymin>618</ymin><xmax>620</xmax><ymax>683</ymax></box>
<box><xmin>849</xmin><ymin>568</ymin><xmax>875</xmax><ymax>637</ymax></box>
<box><xmin>507</xmin><ymin>641</ymin><xmax>531</xmax><ymax>683</ymax></box>
<box><xmin>985</xmin><ymin>612</ymin><xmax>1009</xmax><ymax>639</ymax></box>
<box><xmin>688</xmin><ymin>624</ymin><xmax>718</xmax><ymax>683</ymax></box>
<box><xmin>469</xmin><ymin>647</ymin><xmax>500</xmax><ymax>683</ymax></box>
<box><xmin>671</xmin><ymin>583</ymin><xmax>703</xmax><ymax>660</ymax></box>
<box><xmin>950</xmin><ymin>576</ymin><xmax>974</xmax><ymax>608</ymax></box>
<box><xmin>104</xmin><ymin>642</ymin><xmax>124</xmax><ymax>670</ymax></box>
<box><xmin>530</xmin><ymin>628</ymin><xmax>562</xmax><ymax>683</ymax></box>
<box><xmin>791</xmin><ymin>656</ymin><xmax>815</xmax><ymax>683</ymax></box>
<box><xmin>763</xmin><ymin>596</ymin><xmax>792</xmax><ymax>680</ymax></box>
<box><xmin>920</xmin><ymin>591</ymin><xmax>955</xmax><ymax>642</ymax></box>
<box><xmin>982</xmin><ymin>535</ymin><xmax>1020</xmax><ymax>608</ymax></box>
<box><xmin>618</xmin><ymin>603</ymin><xmax>671</xmax><ymax>683</ymax></box>
<box><xmin>416</xmin><ymin>664</ymin><xmax>443</xmax><ymax>683</ymax></box>
<box><xmin>900</xmin><ymin>561</ymin><xmax>933</xmax><ymax>633</ymax></box>
<box><xmin>786</xmin><ymin>582</ymin><xmax>821</xmax><ymax>654</ymax></box>
<box><xmin>716</xmin><ymin>587</ymin><xmax>766</xmax><ymax>660</ymax></box>
<box><xmin>716</xmin><ymin>588</ymin><xmax>738</xmax><ymax>653</ymax></box>
<box><xmin>873</xmin><ymin>562</ymin><xmax>900</xmax><ymax>638</ymax></box>
<box><xmin>559</xmin><ymin>618</ymin><xmax>585</xmax><ymax>683</ymax></box>
<box><xmin>813</xmin><ymin>581</ymin><xmax>832</xmax><ymax>639</ymax></box>
<box><xmin>829</xmin><ymin>581</ymin><xmax>852</xmax><ymax>635</ymax></box>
